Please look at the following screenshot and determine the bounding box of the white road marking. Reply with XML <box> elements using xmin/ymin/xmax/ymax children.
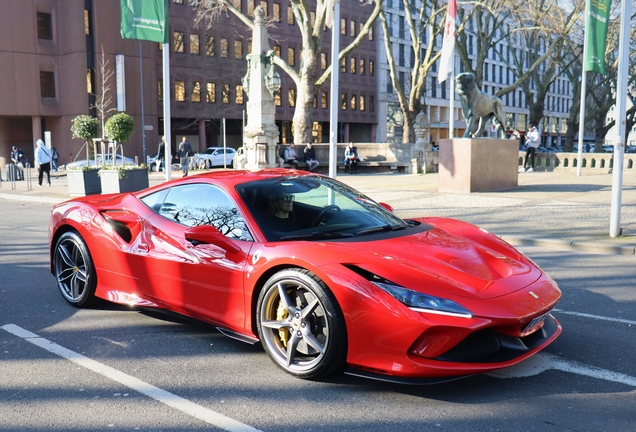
<box><xmin>554</xmin><ymin>309</ymin><xmax>636</xmax><ymax>326</ymax></box>
<box><xmin>489</xmin><ymin>353</ymin><xmax>636</xmax><ymax>387</ymax></box>
<box><xmin>1</xmin><ymin>324</ymin><xmax>261</xmax><ymax>432</ymax></box>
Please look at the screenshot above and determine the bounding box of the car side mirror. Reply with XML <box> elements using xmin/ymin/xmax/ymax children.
<box><xmin>184</xmin><ymin>225</ymin><xmax>241</xmax><ymax>254</ymax></box>
<box><xmin>379</xmin><ymin>202</ymin><xmax>394</xmax><ymax>213</ymax></box>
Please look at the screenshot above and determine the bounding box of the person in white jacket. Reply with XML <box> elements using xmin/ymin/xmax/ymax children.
<box><xmin>34</xmin><ymin>139</ymin><xmax>52</xmax><ymax>187</ymax></box>
<box><xmin>520</xmin><ymin>123</ymin><xmax>540</xmax><ymax>172</ymax></box>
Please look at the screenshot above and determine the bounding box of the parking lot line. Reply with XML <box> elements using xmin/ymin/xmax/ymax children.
<box><xmin>1</xmin><ymin>324</ymin><xmax>262</xmax><ymax>432</ymax></box>
<box><xmin>554</xmin><ymin>309</ymin><xmax>636</xmax><ymax>326</ymax></box>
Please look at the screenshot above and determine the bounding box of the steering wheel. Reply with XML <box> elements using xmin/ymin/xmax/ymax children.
<box><xmin>312</xmin><ymin>205</ymin><xmax>341</xmax><ymax>227</ymax></box>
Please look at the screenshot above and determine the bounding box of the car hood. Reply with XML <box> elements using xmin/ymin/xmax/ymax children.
<box><xmin>320</xmin><ymin>217</ymin><xmax>542</xmax><ymax>300</ymax></box>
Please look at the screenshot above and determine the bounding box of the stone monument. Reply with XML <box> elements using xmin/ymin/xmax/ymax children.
<box><xmin>438</xmin><ymin>73</ymin><xmax>517</xmax><ymax>192</ymax></box>
<box><xmin>239</xmin><ymin>6</ymin><xmax>280</xmax><ymax>170</ymax></box>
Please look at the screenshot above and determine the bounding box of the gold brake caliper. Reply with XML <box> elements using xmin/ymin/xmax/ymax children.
<box><xmin>276</xmin><ymin>298</ymin><xmax>289</xmax><ymax>348</ymax></box>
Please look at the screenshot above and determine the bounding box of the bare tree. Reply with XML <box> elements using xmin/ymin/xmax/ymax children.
<box><xmin>91</xmin><ymin>46</ymin><xmax>117</xmax><ymax>139</ymax></box>
<box><xmin>194</xmin><ymin>0</ymin><xmax>384</xmax><ymax>144</ymax></box>
<box><xmin>378</xmin><ymin>0</ymin><xmax>448</xmax><ymax>143</ymax></box>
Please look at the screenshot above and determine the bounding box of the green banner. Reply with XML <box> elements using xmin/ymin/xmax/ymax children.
<box><xmin>120</xmin><ymin>0</ymin><xmax>168</xmax><ymax>44</ymax></box>
<box><xmin>583</xmin><ymin>0</ymin><xmax>612</xmax><ymax>74</ymax></box>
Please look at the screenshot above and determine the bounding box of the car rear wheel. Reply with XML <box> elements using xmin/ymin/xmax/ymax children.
<box><xmin>53</xmin><ymin>231</ymin><xmax>97</xmax><ymax>307</ymax></box>
<box><xmin>257</xmin><ymin>268</ymin><xmax>347</xmax><ymax>379</ymax></box>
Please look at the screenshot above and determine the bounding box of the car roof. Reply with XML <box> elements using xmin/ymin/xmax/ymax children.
<box><xmin>134</xmin><ymin>169</ymin><xmax>319</xmax><ymax>197</ymax></box>
<box><xmin>205</xmin><ymin>147</ymin><xmax>236</xmax><ymax>151</ymax></box>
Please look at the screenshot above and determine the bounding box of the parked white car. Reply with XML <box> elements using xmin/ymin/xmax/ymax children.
<box><xmin>194</xmin><ymin>147</ymin><xmax>236</xmax><ymax>169</ymax></box>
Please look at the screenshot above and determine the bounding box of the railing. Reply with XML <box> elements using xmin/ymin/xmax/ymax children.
<box><xmin>518</xmin><ymin>151</ymin><xmax>636</xmax><ymax>174</ymax></box>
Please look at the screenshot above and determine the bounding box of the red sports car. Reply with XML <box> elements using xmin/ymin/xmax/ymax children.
<box><xmin>49</xmin><ymin>169</ymin><xmax>561</xmax><ymax>383</ymax></box>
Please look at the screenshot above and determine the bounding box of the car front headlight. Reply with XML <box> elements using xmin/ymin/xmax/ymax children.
<box><xmin>372</xmin><ymin>281</ymin><xmax>474</xmax><ymax>318</ymax></box>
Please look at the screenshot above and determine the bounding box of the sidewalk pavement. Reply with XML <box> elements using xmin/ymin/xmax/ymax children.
<box><xmin>1</xmin><ymin>168</ymin><xmax>635</xmax><ymax>255</ymax></box>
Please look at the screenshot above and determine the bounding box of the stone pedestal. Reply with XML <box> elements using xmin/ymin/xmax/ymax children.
<box><xmin>438</xmin><ymin>138</ymin><xmax>518</xmax><ymax>193</ymax></box>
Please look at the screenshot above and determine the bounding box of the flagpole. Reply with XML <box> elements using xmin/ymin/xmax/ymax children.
<box><xmin>162</xmin><ymin>41</ymin><xmax>172</xmax><ymax>181</ymax></box>
<box><xmin>609</xmin><ymin>0</ymin><xmax>630</xmax><ymax>237</ymax></box>
<box><xmin>449</xmin><ymin>68</ymin><xmax>454</xmax><ymax>138</ymax></box>
<box><xmin>328</xmin><ymin>0</ymin><xmax>340</xmax><ymax>179</ymax></box>
<box><xmin>576</xmin><ymin>0</ymin><xmax>591</xmax><ymax>177</ymax></box>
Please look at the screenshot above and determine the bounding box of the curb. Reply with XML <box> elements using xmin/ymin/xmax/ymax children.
<box><xmin>502</xmin><ymin>235</ymin><xmax>636</xmax><ymax>256</ymax></box>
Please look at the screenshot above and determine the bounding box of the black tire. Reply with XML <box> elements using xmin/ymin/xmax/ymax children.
<box><xmin>256</xmin><ymin>268</ymin><xmax>347</xmax><ymax>379</ymax></box>
<box><xmin>52</xmin><ymin>231</ymin><xmax>98</xmax><ymax>307</ymax></box>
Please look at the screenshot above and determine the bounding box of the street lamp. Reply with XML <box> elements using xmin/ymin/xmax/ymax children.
<box><xmin>265</xmin><ymin>62</ymin><xmax>281</xmax><ymax>96</ymax></box>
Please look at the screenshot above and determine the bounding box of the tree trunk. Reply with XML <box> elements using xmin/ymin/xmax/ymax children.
<box><xmin>292</xmin><ymin>48</ymin><xmax>319</xmax><ymax>144</ymax></box>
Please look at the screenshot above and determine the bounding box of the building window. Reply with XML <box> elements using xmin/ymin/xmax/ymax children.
<box><xmin>247</xmin><ymin>0</ymin><xmax>254</xmax><ymax>14</ymax></box>
<box><xmin>233</xmin><ymin>0</ymin><xmax>241</xmax><ymax>9</ymax></box>
<box><xmin>310</xmin><ymin>12</ymin><xmax>315</xmax><ymax>27</ymax></box>
<box><xmin>359</xmin><ymin>58</ymin><xmax>365</xmax><ymax>75</ymax></box>
<box><xmin>190</xmin><ymin>34</ymin><xmax>200</xmax><ymax>55</ymax></box>
<box><xmin>287</xmin><ymin>6</ymin><xmax>294</xmax><ymax>24</ymax></box>
<box><xmin>288</xmin><ymin>88</ymin><xmax>296</xmax><ymax>107</ymax></box>
<box><xmin>274</xmin><ymin>89</ymin><xmax>281</xmax><ymax>106</ymax></box>
<box><xmin>350</xmin><ymin>94</ymin><xmax>356</xmax><ymax>110</ymax></box>
<box><xmin>399</xmin><ymin>16</ymin><xmax>405</xmax><ymax>39</ymax></box>
<box><xmin>86</xmin><ymin>69</ymin><xmax>93</xmax><ymax>94</ymax></box>
<box><xmin>340</xmin><ymin>18</ymin><xmax>346</xmax><ymax>35</ymax></box>
<box><xmin>399</xmin><ymin>44</ymin><xmax>405</xmax><ymax>67</ymax></box>
<box><xmin>341</xmin><ymin>93</ymin><xmax>347</xmax><ymax>110</ymax></box>
<box><xmin>158</xmin><ymin>80</ymin><xmax>163</xmax><ymax>100</ymax></box>
<box><xmin>84</xmin><ymin>10</ymin><xmax>91</xmax><ymax>35</ymax></box>
<box><xmin>287</xmin><ymin>47</ymin><xmax>295</xmax><ymax>66</ymax></box>
<box><xmin>273</xmin><ymin>45</ymin><xmax>281</xmax><ymax>57</ymax></box>
<box><xmin>273</xmin><ymin>3</ymin><xmax>281</xmax><ymax>21</ymax></box>
<box><xmin>340</xmin><ymin>57</ymin><xmax>346</xmax><ymax>73</ymax></box>
<box><xmin>206</xmin><ymin>36</ymin><xmax>215</xmax><ymax>56</ymax></box>
<box><xmin>350</xmin><ymin>20</ymin><xmax>355</xmax><ymax>37</ymax></box>
<box><xmin>175</xmin><ymin>81</ymin><xmax>186</xmax><ymax>101</ymax></box>
<box><xmin>313</xmin><ymin>95</ymin><xmax>317</xmax><ymax>109</ymax></box>
<box><xmin>235</xmin><ymin>40</ymin><xmax>243</xmax><ymax>59</ymax></box>
<box><xmin>321</xmin><ymin>52</ymin><xmax>327</xmax><ymax>70</ymax></box>
<box><xmin>192</xmin><ymin>82</ymin><xmax>201</xmax><ymax>102</ymax></box>
<box><xmin>368</xmin><ymin>25</ymin><xmax>373</xmax><ymax>41</ymax></box>
<box><xmin>174</xmin><ymin>32</ymin><xmax>184</xmax><ymax>53</ymax></box>
<box><xmin>206</xmin><ymin>82</ymin><xmax>216</xmax><ymax>102</ymax></box>
<box><xmin>386</xmin><ymin>71</ymin><xmax>392</xmax><ymax>93</ymax></box>
<box><xmin>359</xmin><ymin>95</ymin><xmax>365</xmax><ymax>111</ymax></box>
<box><xmin>173</xmin><ymin>0</ymin><xmax>183</xmax><ymax>4</ymax></box>
<box><xmin>40</xmin><ymin>71</ymin><xmax>55</xmax><ymax>97</ymax></box>
<box><xmin>235</xmin><ymin>85</ymin><xmax>244</xmax><ymax>104</ymax></box>
<box><xmin>220</xmin><ymin>38</ymin><xmax>228</xmax><ymax>57</ymax></box>
<box><xmin>350</xmin><ymin>58</ymin><xmax>356</xmax><ymax>74</ymax></box>
<box><xmin>322</xmin><ymin>92</ymin><xmax>328</xmax><ymax>109</ymax></box>
<box><xmin>369</xmin><ymin>60</ymin><xmax>374</xmax><ymax>76</ymax></box>
<box><xmin>37</xmin><ymin>12</ymin><xmax>53</xmax><ymax>40</ymax></box>
<box><xmin>260</xmin><ymin>1</ymin><xmax>268</xmax><ymax>16</ymax></box>
<box><xmin>222</xmin><ymin>84</ymin><xmax>230</xmax><ymax>104</ymax></box>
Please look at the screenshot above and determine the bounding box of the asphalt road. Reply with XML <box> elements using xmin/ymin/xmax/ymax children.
<box><xmin>1</xmin><ymin>200</ymin><xmax>635</xmax><ymax>432</ymax></box>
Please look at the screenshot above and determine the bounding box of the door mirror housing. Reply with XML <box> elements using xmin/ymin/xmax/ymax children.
<box><xmin>184</xmin><ymin>225</ymin><xmax>241</xmax><ymax>254</ymax></box>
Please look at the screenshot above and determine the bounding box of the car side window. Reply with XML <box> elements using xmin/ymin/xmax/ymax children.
<box><xmin>143</xmin><ymin>184</ymin><xmax>253</xmax><ymax>241</ymax></box>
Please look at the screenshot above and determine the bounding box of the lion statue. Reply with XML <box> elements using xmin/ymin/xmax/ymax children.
<box><xmin>456</xmin><ymin>72</ymin><xmax>505</xmax><ymax>139</ymax></box>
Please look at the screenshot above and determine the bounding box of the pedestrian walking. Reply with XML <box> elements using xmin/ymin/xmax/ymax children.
<box><xmin>156</xmin><ymin>137</ymin><xmax>166</xmax><ymax>172</ymax></box>
<box><xmin>177</xmin><ymin>136</ymin><xmax>193</xmax><ymax>177</ymax></box>
<box><xmin>35</xmin><ymin>139</ymin><xmax>52</xmax><ymax>187</ymax></box>
<box><xmin>51</xmin><ymin>146</ymin><xmax>60</xmax><ymax>171</ymax></box>
<box><xmin>520</xmin><ymin>123</ymin><xmax>540</xmax><ymax>172</ymax></box>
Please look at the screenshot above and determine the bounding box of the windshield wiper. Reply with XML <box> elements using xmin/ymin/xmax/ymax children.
<box><xmin>354</xmin><ymin>224</ymin><xmax>409</xmax><ymax>236</ymax></box>
<box><xmin>279</xmin><ymin>232</ymin><xmax>355</xmax><ymax>241</ymax></box>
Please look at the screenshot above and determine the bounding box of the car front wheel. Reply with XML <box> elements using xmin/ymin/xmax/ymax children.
<box><xmin>257</xmin><ymin>268</ymin><xmax>347</xmax><ymax>379</ymax></box>
<box><xmin>53</xmin><ymin>231</ymin><xmax>97</xmax><ymax>307</ymax></box>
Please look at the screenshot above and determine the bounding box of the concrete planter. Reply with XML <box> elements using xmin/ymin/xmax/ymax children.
<box><xmin>67</xmin><ymin>169</ymin><xmax>102</xmax><ymax>196</ymax></box>
<box><xmin>99</xmin><ymin>167</ymin><xmax>149</xmax><ymax>194</ymax></box>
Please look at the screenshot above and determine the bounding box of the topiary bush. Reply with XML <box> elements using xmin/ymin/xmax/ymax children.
<box><xmin>104</xmin><ymin>113</ymin><xmax>135</xmax><ymax>143</ymax></box>
<box><xmin>71</xmin><ymin>115</ymin><xmax>99</xmax><ymax>163</ymax></box>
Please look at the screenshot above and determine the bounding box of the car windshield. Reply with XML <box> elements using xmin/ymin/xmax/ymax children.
<box><xmin>236</xmin><ymin>175</ymin><xmax>414</xmax><ymax>242</ymax></box>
